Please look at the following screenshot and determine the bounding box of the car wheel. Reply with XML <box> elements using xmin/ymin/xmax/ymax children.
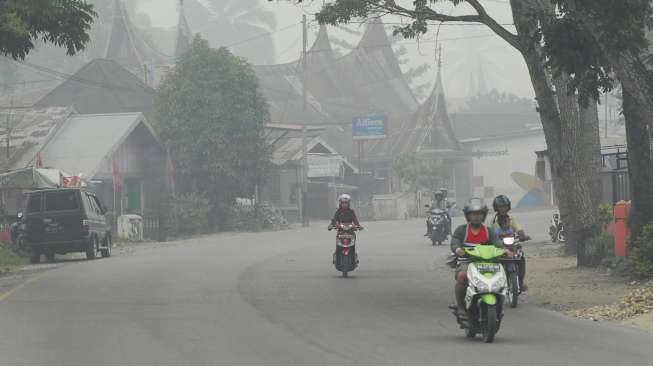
<box><xmin>45</xmin><ymin>251</ymin><xmax>55</xmax><ymax>262</ymax></box>
<box><xmin>29</xmin><ymin>251</ymin><xmax>40</xmax><ymax>264</ymax></box>
<box><xmin>86</xmin><ymin>237</ymin><xmax>97</xmax><ymax>260</ymax></box>
<box><xmin>101</xmin><ymin>236</ymin><xmax>112</xmax><ymax>258</ymax></box>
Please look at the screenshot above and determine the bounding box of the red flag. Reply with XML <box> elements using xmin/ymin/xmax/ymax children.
<box><xmin>36</xmin><ymin>152</ymin><xmax>43</xmax><ymax>168</ymax></box>
<box><xmin>165</xmin><ymin>152</ymin><xmax>176</xmax><ymax>194</ymax></box>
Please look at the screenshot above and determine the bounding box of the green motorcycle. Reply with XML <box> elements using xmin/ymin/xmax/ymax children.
<box><xmin>456</xmin><ymin>244</ymin><xmax>508</xmax><ymax>343</ymax></box>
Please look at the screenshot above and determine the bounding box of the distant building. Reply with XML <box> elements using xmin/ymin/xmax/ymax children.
<box><xmin>0</xmin><ymin>108</ymin><xmax>168</xmax><ymax>229</ymax></box>
<box><xmin>450</xmin><ymin>112</ymin><xmax>546</xmax><ymax>205</ymax></box>
<box><xmin>33</xmin><ymin>59</ymin><xmax>156</xmax><ymax>120</ymax></box>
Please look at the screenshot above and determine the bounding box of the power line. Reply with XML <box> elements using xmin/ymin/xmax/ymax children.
<box><xmin>225</xmin><ymin>22</ymin><xmax>302</xmax><ymax>48</ymax></box>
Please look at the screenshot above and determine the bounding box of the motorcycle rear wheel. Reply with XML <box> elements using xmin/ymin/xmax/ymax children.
<box><xmin>482</xmin><ymin>305</ymin><xmax>498</xmax><ymax>343</ymax></box>
<box><xmin>342</xmin><ymin>271</ymin><xmax>348</xmax><ymax>278</ymax></box>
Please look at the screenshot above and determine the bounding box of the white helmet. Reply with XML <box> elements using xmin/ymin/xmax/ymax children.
<box><xmin>338</xmin><ymin>194</ymin><xmax>351</xmax><ymax>204</ymax></box>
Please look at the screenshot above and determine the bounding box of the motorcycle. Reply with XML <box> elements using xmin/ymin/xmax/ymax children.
<box><xmin>453</xmin><ymin>244</ymin><xmax>507</xmax><ymax>343</ymax></box>
<box><xmin>549</xmin><ymin>212</ymin><xmax>565</xmax><ymax>243</ymax></box>
<box><xmin>501</xmin><ymin>235</ymin><xmax>527</xmax><ymax>308</ymax></box>
<box><xmin>428</xmin><ymin>208</ymin><xmax>448</xmax><ymax>246</ymax></box>
<box><xmin>329</xmin><ymin>223</ymin><xmax>361</xmax><ymax>277</ymax></box>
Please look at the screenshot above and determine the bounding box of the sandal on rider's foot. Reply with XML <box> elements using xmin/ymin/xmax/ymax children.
<box><xmin>456</xmin><ymin>309</ymin><xmax>469</xmax><ymax>321</ymax></box>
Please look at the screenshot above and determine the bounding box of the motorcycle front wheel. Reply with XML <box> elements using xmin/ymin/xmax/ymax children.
<box><xmin>342</xmin><ymin>271</ymin><xmax>348</xmax><ymax>278</ymax></box>
<box><xmin>508</xmin><ymin>274</ymin><xmax>519</xmax><ymax>308</ymax></box>
<box><xmin>482</xmin><ymin>304</ymin><xmax>498</xmax><ymax>343</ymax></box>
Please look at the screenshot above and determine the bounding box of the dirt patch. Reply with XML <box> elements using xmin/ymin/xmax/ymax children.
<box><xmin>523</xmin><ymin>243</ymin><xmax>636</xmax><ymax>312</ymax></box>
<box><xmin>523</xmin><ymin>242</ymin><xmax>653</xmax><ymax>332</ymax></box>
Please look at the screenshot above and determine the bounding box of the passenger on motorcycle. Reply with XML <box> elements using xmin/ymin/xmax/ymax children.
<box><xmin>489</xmin><ymin>195</ymin><xmax>531</xmax><ymax>291</ymax></box>
<box><xmin>328</xmin><ymin>194</ymin><xmax>361</xmax><ymax>229</ymax></box>
<box><xmin>451</xmin><ymin>198</ymin><xmax>501</xmax><ymax>320</ymax></box>
<box><xmin>425</xmin><ymin>189</ymin><xmax>452</xmax><ymax>237</ymax></box>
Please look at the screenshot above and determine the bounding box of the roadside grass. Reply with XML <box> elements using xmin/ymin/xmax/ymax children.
<box><xmin>0</xmin><ymin>245</ymin><xmax>28</xmax><ymax>267</ymax></box>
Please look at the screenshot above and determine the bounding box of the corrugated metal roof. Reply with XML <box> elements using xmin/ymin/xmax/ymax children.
<box><xmin>39</xmin><ymin>113</ymin><xmax>144</xmax><ymax>178</ymax></box>
<box><xmin>34</xmin><ymin>59</ymin><xmax>155</xmax><ymax>118</ymax></box>
<box><xmin>0</xmin><ymin>107</ymin><xmax>73</xmax><ymax>169</ymax></box>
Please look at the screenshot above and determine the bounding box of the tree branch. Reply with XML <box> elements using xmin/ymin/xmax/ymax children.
<box><xmin>466</xmin><ymin>0</ymin><xmax>521</xmax><ymax>50</ymax></box>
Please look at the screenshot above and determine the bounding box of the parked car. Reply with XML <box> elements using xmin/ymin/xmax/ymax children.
<box><xmin>21</xmin><ymin>188</ymin><xmax>112</xmax><ymax>264</ymax></box>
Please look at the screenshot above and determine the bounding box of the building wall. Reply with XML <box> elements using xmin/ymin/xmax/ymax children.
<box><xmin>465</xmin><ymin>133</ymin><xmax>547</xmax><ymax>202</ymax></box>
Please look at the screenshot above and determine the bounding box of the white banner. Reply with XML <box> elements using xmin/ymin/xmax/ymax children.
<box><xmin>308</xmin><ymin>154</ymin><xmax>343</xmax><ymax>178</ymax></box>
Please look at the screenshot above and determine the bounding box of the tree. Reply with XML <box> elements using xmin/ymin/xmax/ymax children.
<box><xmin>541</xmin><ymin>1</ymin><xmax>653</xmax><ymax>238</ymax></box>
<box><xmin>154</xmin><ymin>36</ymin><xmax>271</xmax><ymax>228</ymax></box>
<box><xmin>463</xmin><ymin>89</ymin><xmax>534</xmax><ymax>114</ymax></box>
<box><xmin>0</xmin><ymin>0</ymin><xmax>96</xmax><ymax>60</ymax></box>
<box><xmin>317</xmin><ymin>0</ymin><xmax>604</xmax><ymax>266</ymax></box>
<box><xmin>394</xmin><ymin>154</ymin><xmax>446</xmax><ymax>193</ymax></box>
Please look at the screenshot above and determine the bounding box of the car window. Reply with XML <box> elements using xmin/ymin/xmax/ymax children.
<box><xmin>26</xmin><ymin>193</ymin><xmax>42</xmax><ymax>213</ymax></box>
<box><xmin>44</xmin><ymin>191</ymin><xmax>80</xmax><ymax>212</ymax></box>
<box><xmin>87</xmin><ymin>194</ymin><xmax>101</xmax><ymax>216</ymax></box>
<box><xmin>82</xmin><ymin>193</ymin><xmax>96</xmax><ymax>217</ymax></box>
<box><xmin>92</xmin><ymin>196</ymin><xmax>105</xmax><ymax>215</ymax></box>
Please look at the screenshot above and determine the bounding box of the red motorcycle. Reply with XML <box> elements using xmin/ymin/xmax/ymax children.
<box><xmin>329</xmin><ymin>223</ymin><xmax>362</xmax><ymax>277</ymax></box>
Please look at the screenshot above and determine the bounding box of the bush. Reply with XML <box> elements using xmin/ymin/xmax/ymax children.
<box><xmin>599</xmin><ymin>203</ymin><xmax>614</xmax><ymax>227</ymax></box>
<box><xmin>223</xmin><ymin>205</ymin><xmax>270</xmax><ymax>232</ymax></box>
<box><xmin>166</xmin><ymin>192</ymin><xmax>210</xmax><ymax>237</ymax></box>
<box><xmin>632</xmin><ymin>221</ymin><xmax>653</xmax><ymax>278</ymax></box>
<box><xmin>583</xmin><ymin>234</ymin><xmax>615</xmax><ymax>266</ymax></box>
<box><xmin>0</xmin><ymin>245</ymin><xmax>28</xmax><ymax>267</ymax></box>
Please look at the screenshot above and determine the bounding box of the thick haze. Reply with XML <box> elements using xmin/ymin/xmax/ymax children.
<box><xmin>136</xmin><ymin>0</ymin><xmax>533</xmax><ymax>101</ymax></box>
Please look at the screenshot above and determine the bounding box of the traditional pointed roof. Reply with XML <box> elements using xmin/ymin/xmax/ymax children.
<box><xmin>105</xmin><ymin>0</ymin><xmax>167</xmax><ymax>79</ymax></box>
<box><xmin>175</xmin><ymin>0</ymin><xmax>192</xmax><ymax>58</ymax></box>
<box><xmin>368</xmin><ymin>66</ymin><xmax>461</xmax><ymax>159</ymax></box>
<box><xmin>33</xmin><ymin>59</ymin><xmax>156</xmax><ymax>119</ymax></box>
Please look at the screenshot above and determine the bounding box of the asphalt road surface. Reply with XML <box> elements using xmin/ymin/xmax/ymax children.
<box><xmin>0</xmin><ymin>211</ymin><xmax>651</xmax><ymax>366</ymax></box>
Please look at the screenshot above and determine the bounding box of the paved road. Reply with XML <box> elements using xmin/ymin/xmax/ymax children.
<box><xmin>0</xmin><ymin>212</ymin><xmax>650</xmax><ymax>366</ymax></box>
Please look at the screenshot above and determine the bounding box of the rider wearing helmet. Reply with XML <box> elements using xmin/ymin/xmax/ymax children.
<box><xmin>450</xmin><ymin>198</ymin><xmax>501</xmax><ymax>320</ymax></box>
<box><xmin>424</xmin><ymin>189</ymin><xmax>452</xmax><ymax>237</ymax></box>
<box><xmin>329</xmin><ymin>194</ymin><xmax>361</xmax><ymax>228</ymax></box>
<box><xmin>490</xmin><ymin>195</ymin><xmax>530</xmax><ymax>291</ymax></box>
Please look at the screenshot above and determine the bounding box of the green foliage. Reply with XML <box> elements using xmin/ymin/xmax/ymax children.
<box><xmin>154</xmin><ymin>37</ymin><xmax>271</xmax><ymax>226</ymax></box>
<box><xmin>166</xmin><ymin>192</ymin><xmax>211</xmax><ymax>236</ymax></box>
<box><xmin>463</xmin><ymin>90</ymin><xmax>535</xmax><ymax>114</ymax></box>
<box><xmin>0</xmin><ymin>0</ymin><xmax>96</xmax><ymax>59</ymax></box>
<box><xmin>0</xmin><ymin>245</ymin><xmax>28</xmax><ymax>267</ymax></box>
<box><xmin>598</xmin><ymin>203</ymin><xmax>614</xmax><ymax>227</ymax></box>
<box><xmin>632</xmin><ymin>221</ymin><xmax>653</xmax><ymax>278</ymax></box>
<box><xmin>582</xmin><ymin>233</ymin><xmax>615</xmax><ymax>266</ymax></box>
<box><xmin>543</xmin><ymin>0</ymin><xmax>653</xmax><ymax>104</ymax></box>
<box><xmin>394</xmin><ymin>154</ymin><xmax>445</xmax><ymax>192</ymax></box>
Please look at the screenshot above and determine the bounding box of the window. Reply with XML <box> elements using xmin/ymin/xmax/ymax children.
<box><xmin>26</xmin><ymin>193</ymin><xmax>42</xmax><ymax>213</ymax></box>
<box><xmin>45</xmin><ymin>191</ymin><xmax>79</xmax><ymax>212</ymax></box>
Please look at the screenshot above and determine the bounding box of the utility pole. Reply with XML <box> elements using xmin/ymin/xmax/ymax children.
<box><xmin>301</xmin><ymin>14</ymin><xmax>309</xmax><ymax>227</ymax></box>
<box><xmin>604</xmin><ymin>93</ymin><xmax>609</xmax><ymax>139</ymax></box>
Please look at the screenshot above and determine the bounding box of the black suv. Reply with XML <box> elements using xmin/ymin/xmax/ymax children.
<box><xmin>21</xmin><ymin>188</ymin><xmax>112</xmax><ymax>263</ymax></box>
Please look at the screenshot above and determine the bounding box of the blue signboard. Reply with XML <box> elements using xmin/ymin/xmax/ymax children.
<box><xmin>352</xmin><ymin>115</ymin><xmax>387</xmax><ymax>140</ymax></box>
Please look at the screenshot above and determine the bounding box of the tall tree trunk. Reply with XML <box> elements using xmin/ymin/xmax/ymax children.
<box><xmin>622</xmin><ymin>87</ymin><xmax>653</xmax><ymax>238</ymax></box>
<box><xmin>512</xmin><ymin>0</ymin><xmax>603</xmax><ymax>266</ymax></box>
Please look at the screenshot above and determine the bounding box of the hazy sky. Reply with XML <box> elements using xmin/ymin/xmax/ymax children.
<box><xmin>136</xmin><ymin>0</ymin><xmax>533</xmax><ymax>100</ymax></box>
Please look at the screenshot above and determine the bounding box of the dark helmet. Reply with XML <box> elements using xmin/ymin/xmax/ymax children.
<box><xmin>434</xmin><ymin>190</ymin><xmax>444</xmax><ymax>200</ymax></box>
<box><xmin>463</xmin><ymin>198</ymin><xmax>489</xmax><ymax>221</ymax></box>
<box><xmin>492</xmin><ymin>195</ymin><xmax>511</xmax><ymax>212</ymax></box>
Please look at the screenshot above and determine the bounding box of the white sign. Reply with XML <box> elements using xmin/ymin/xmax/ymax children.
<box><xmin>308</xmin><ymin>154</ymin><xmax>343</xmax><ymax>178</ymax></box>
